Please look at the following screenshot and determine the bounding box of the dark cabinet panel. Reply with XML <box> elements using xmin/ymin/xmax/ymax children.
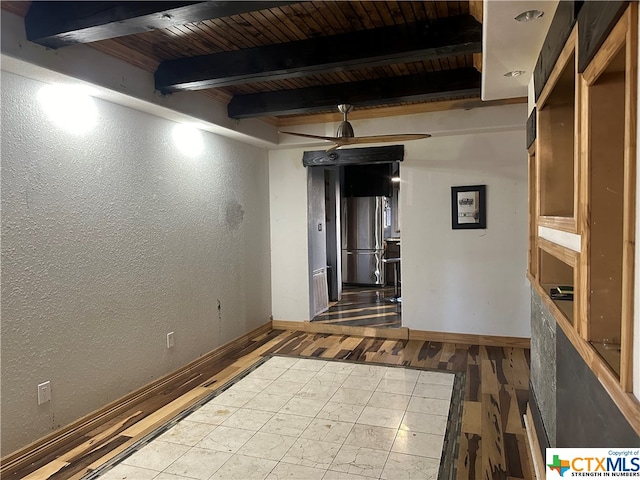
<box><xmin>343</xmin><ymin>163</ymin><xmax>394</xmax><ymax>198</ymax></box>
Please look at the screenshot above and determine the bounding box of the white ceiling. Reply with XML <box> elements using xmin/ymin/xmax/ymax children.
<box><xmin>482</xmin><ymin>0</ymin><xmax>558</xmax><ymax>101</ymax></box>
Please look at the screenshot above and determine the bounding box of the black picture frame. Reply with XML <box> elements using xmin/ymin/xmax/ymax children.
<box><xmin>451</xmin><ymin>185</ymin><xmax>486</xmax><ymax>229</ymax></box>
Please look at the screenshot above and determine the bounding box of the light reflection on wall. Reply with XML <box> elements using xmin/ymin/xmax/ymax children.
<box><xmin>172</xmin><ymin>124</ymin><xmax>204</xmax><ymax>157</ymax></box>
<box><xmin>38</xmin><ymin>84</ymin><xmax>97</xmax><ymax>134</ymax></box>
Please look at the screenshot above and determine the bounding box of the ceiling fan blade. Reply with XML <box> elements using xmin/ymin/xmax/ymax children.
<box><xmin>282</xmin><ymin>106</ymin><xmax>430</xmax><ymax>150</ymax></box>
<box><xmin>280</xmin><ymin>129</ymin><xmax>431</xmax><ymax>152</ymax></box>
<box><xmin>281</xmin><ymin>131</ymin><xmax>430</xmax><ymax>144</ymax></box>
<box><xmin>333</xmin><ymin>133</ymin><xmax>431</xmax><ymax>146</ymax></box>
<box><xmin>279</xmin><ymin>131</ymin><xmax>338</xmax><ymax>142</ymax></box>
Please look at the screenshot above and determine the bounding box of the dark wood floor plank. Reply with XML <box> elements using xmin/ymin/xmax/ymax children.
<box><xmin>467</xmin><ymin>344</ymin><xmax>481</xmax><ymax>365</ymax></box>
<box><xmin>467</xmin><ymin>364</ymin><xmax>481</xmax><ymax>402</ymax></box>
<box><xmin>458</xmin><ymin>432</ymin><xmax>482</xmax><ymax>480</ymax></box>
<box><xmin>504</xmin><ymin>432</ymin><xmax>525</xmax><ymax>479</ymax></box>
<box><xmin>422</xmin><ymin>341</ymin><xmax>446</xmax><ymax>369</ymax></box>
<box><xmin>450</xmin><ymin>346</ymin><xmax>470</xmax><ymax>372</ymax></box>
<box><xmin>414</xmin><ymin>340</ymin><xmax>433</xmax><ymax>364</ymax></box>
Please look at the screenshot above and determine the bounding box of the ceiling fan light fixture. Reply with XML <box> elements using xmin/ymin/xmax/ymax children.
<box><xmin>514</xmin><ymin>9</ymin><xmax>544</xmax><ymax>22</ymax></box>
<box><xmin>279</xmin><ymin>104</ymin><xmax>430</xmax><ymax>151</ymax></box>
<box><xmin>336</xmin><ymin>104</ymin><xmax>355</xmax><ymax>138</ymax></box>
<box><xmin>504</xmin><ymin>70</ymin><xmax>525</xmax><ymax>78</ymax></box>
<box><xmin>336</xmin><ymin>120</ymin><xmax>355</xmax><ymax>138</ymax></box>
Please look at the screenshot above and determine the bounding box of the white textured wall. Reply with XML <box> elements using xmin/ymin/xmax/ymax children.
<box><xmin>401</xmin><ymin>130</ymin><xmax>530</xmax><ymax>337</ymax></box>
<box><xmin>268</xmin><ymin>148</ymin><xmax>310</xmax><ymax>321</ymax></box>
<box><xmin>1</xmin><ymin>72</ymin><xmax>272</xmax><ymax>453</ymax></box>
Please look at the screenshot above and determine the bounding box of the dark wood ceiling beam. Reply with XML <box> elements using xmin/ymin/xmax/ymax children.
<box><xmin>155</xmin><ymin>14</ymin><xmax>481</xmax><ymax>92</ymax></box>
<box><xmin>24</xmin><ymin>1</ymin><xmax>297</xmax><ymax>49</ymax></box>
<box><xmin>227</xmin><ymin>67</ymin><xmax>481</xmax><ymax>119</ymax></box>
<box><xmin>302</xmin><ymin>145</ymin><xmax>405</xmax><ymax>167</ymax></box>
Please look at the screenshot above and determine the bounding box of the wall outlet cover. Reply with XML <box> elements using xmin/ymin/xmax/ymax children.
<box><xmin>37</xmin><ymin>381</ymin><xmax>51</xmax><ymax>405</ymax></box>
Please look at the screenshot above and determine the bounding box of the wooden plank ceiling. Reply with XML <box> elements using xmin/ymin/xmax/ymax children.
<box><xmin>2</xmin><ymin>1</ymin><xmax>496</xmax><ymax>124</ymax></box>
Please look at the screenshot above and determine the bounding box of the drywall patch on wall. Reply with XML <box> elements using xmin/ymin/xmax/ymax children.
<box><xmin>225</xmin><ymin>200</ymin><xmax>245</xmax><ymax>230</ymax></box>
<box><xmin>0</xmin><ymin>71</ymin><xmax>271</xmax><ymax>453</ymax></box>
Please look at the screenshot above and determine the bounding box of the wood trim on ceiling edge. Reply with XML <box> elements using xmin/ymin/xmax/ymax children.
<box><xmin>271</xmin><ymin>320</ymin><xmax>530</xmax><ymax>348</ymax></box>
<box><xmin>275</xmin><ymin>97</ymin><xmax>527</xmax><ymax>127</ymax></box>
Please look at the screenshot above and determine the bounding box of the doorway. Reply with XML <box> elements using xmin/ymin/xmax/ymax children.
<box><xmin>307</xmin><ymin>161</ymin><xmax>402</xmax><ymax>328</ymax></box>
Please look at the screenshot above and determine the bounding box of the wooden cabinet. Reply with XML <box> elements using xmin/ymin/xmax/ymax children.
<box><xmin>530</xmin><ymin>3</ymin><xmax>637</xmax><ymax>398</ymax></box>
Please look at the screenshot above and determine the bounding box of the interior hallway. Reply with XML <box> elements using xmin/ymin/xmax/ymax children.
<box><xmin>3</xmin><ymin>328</ymin><xmax>533</xmax><ymax>480</ymax></box>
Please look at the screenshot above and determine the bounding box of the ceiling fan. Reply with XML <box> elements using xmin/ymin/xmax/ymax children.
<box><xmin>280</xmin><ymin>104</ymin><xmax>431</xmax><ymax>151</ymax></box>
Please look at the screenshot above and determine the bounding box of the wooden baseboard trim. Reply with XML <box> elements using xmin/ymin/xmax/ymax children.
<box><xmin>408</xmin><ymin>329</ymin><xmax>531</xmax><ymax>348</ymax></box>
<box><xmin>0</xmin><ymin>320</ymin><xmax>273</xmax><ymax>478</ymax></box>
<box><xmin>271</xmin><ymin>320</ymin><xmax>410</xmax><ymax>340</ymax></box>
<box><xmin>524</xmin><ymin>405</ymin><xmax>545</xmax><ymax>480</ymax></box>
<box><xmin>271</xmin><ymin>320</ymin><xmax>530</xmax><ymax>348</ymax></box>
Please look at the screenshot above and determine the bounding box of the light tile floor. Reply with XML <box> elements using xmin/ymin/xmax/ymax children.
<box><xmin>96</xmin><ymin>357</ymin><xmax>456</xmax><ymax>480</ymax></box>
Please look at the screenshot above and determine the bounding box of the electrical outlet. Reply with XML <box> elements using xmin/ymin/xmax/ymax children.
<box><xmin>37</xmin><ymin>381</ymin><xmax>51</xmax><ymax>405</ymax></box>
<box><xmin>166</xmin><ymin>332</ymin><xmax>175</xmax><ymax>349</ymax></box>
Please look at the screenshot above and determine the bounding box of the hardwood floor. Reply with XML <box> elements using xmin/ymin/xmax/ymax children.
<box><xmin>3</xmin><ymin>328</ymin><xmax>533</xmax><ymax>480</ymax></box>
<box><xmin>313</xmin><ymin>286</ymin><xmax>402</xmax><ymax>328</ymax></box>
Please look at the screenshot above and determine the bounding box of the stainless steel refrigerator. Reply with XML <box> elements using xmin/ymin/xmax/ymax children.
<box><xmin>341</xmin><ymin>196</ymin><xmax>386</xmax><ymax>285</ymax></box>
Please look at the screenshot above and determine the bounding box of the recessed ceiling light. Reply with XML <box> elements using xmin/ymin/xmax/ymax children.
<box><xmin>515</xmin><ymin>10</ymin><xmax>544</xmax><ymax>22</ymax></box>
<box><xmin>504</xmin><ymin>70</ymin><xmax>525</xmax><ymax>78</ymax></box>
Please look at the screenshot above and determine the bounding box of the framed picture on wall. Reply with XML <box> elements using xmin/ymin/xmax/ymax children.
<box><xmin>451</xmin><ymin>185</ymin><xmax>486</xmax><ymax>229</ymax></box>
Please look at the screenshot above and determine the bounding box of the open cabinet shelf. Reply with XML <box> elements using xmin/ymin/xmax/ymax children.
<box><xmin>538</xmin><ymin>244</ymin><xmax>576</xmax><ymax>326</ymax></box>
<box><xmin>537</xmin><ymin>28</ymin><xmax>578</xmax><ymax>231</ymax></box>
